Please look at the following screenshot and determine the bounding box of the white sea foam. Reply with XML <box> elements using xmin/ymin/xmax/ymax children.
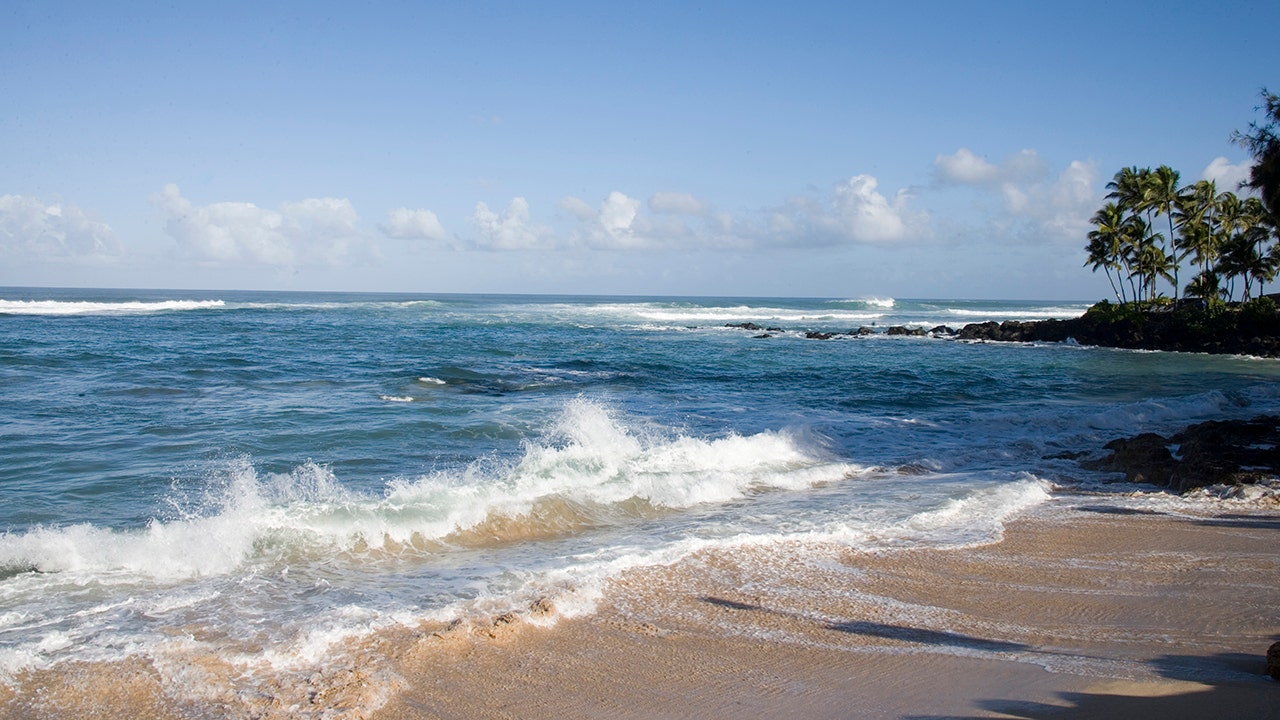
<box><xmin>0</xmin><ymin>299</ymin><xmax>226</xmax><ymax>315</ymax></box>
<box><xmin>946</xmin><ymin>306</ymin><xmax>1086</xmax><ymax>320</ymax></box>
<box><xmin>0</xmin><ymin>401</ymin><xmax>853</xmax><ymax>584</ymax></box>
<box><xmin>500</xmin><ymin>474</ymin><xmax>1055</xmax><ymax>625</ymax></box>
<box><xmin>536</xmin><ymin>302</ymin><xmax>884</xmax><ymax>326</ymax></box>
<box><xmin>830</xmin><ymin>297</ymin><xmax>896</xmax><ymax>308</ymax></box>
<box><xmin>416</xmin><ymin>376</ymin><xmax>447</xmax><ymax>385</ymax></box>
<box><xmin>634</xmin><ymin>306</ymin><xmax>882</xmax><ymax>324</ymax></box>
<box><xmin>380</xmin><ymin>395</ymin><xmax>415</xmax><ymax>403</ymax></box>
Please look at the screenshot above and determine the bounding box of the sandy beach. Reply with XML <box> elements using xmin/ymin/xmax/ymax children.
<box><xmin>366</xmin><ymin>494</ymin><xmax>1280</xmax><ymax>720</ymax></box>
<box><xmin>5</xmin><ymin>492</ymin><xmax>1278</xmax><ymax>719</ymax></box>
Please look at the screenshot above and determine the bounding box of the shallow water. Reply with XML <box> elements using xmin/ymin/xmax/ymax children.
<box><xmin>2</xmin><ymin>288</ymin><xmax>1278</xmax><ymax>694</ymax></box>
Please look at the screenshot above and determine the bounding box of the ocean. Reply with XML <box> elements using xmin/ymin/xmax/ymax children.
<box><xmin>2</xmin><ymin>288</ymin><xmax>1278</xmax><ymax>706</ymax></box>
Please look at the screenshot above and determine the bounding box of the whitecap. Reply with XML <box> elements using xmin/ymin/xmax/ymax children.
<box><xmin>0</xmin><ymin>299</ymin><xmax>225</xmax><ymax>315</ymax></box>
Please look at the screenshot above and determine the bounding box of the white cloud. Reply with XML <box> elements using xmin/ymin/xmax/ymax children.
<box><xmin>1035</xmin><ymin>160</ymin><xmax>1099</xmax><ymax>240</ymax></box>
<box><xmin>470</xmin><ymin>197</ymin><xmax>557</xmax><ymax>250</ymax></box>
<box><xmin>598</xmin><ymin>192</ymin><xmax>642</xmax><ymax>246</ymax></box>
<box><xmin>933</xmin><ymin>146</ymin><xmax>1101</xmax><ymax>244</ymax></box>
<box><xmin>993</xmin><ymin>159</ymin><xmax>1100</xmax><ymax>243</ymax></box>
<box><xmin>1202</xmin><ymin>156</ymin><xmax>1254</xmax><ymax>192</ymax></box>
<box><xmin>554</xmin><ymin>191</ymin><xmax>719</xmax><ymax>250</ymax></box>
<box><xmin>152</xmin><ymin>184</ymin><xmax>364</xmax><ymax>267</ymax></box>
<box><xmin>648</xmin><ymin>191</ymin><xmax>709</xmax><ymax>216</ymax></box>
<box><xmin>563</xmin><ymin>191</ymin><xmax>663</xmax><ymax>250</ymax></box>
<box><xmin>935</xmin><ymin>148</ymin><xmax>1001</xmax><ymax>184</ymax></box>
<box><xmin>831</xmin><ymin>175</ymin><xmax>915</xmax><ymax>242</ymax></box>
<box><xmin>934</xmin><ymin>148</ymin><xmax>1047</xmax><ymax>186</ymax></box>
<box><xmin>380</xmin><ymin>207</ymin><xmax>446</xmax><ymax>240</ymax></box>
<box><xmin>0</xmin><ymin>195</ymin><xmax>119</xmax><ymax>258</ymax></box>
<box><xmin>558</xmin><ymin>196</ymin><xmax>597</xmax><ymax>221</ymax></box>
<box><xmin>762</xmin><ymin>175</ymin><xmax>927</xmax><ymax>246</ymax></box>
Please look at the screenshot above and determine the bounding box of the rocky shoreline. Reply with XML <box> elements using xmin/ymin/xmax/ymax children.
<box><xmin>1079</xmin><ymin>416</ymin><xmax>1280</xmax><ymax>493</ymax></box>
<box><xmin>727</xmin><ymin>300</ymin><xmax>1280</xmax><ymax>357</ymax></box>
<box><xmin>953</xmin><ymin>303</ymin><xmax>1280</xmax><ymax>357</ymax></box>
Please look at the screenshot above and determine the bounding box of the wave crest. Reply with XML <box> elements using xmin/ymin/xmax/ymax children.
<box><xmin>0</xmin><ymin>400</ymin><xmax>855</xmax><ymax>579</ymax></box>
<box><xmin>0</xmin><ymin>299</ymin><xmax>225</xmax><ymax>316</ymax></box>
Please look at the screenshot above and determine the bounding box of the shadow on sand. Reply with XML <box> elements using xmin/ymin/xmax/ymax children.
<box><xmin>701</xmin><ymin>595</ymin><xmax>1030</xmax><ymax>654</ymax></box>
<box><xmin>903</xmin><ymin>649</ymin><xmax>1278</xmax><ymax>720</ymax></box>
<box><xmin>700</xmin><ymin>596</ymin><xmax>1278</xmax><ymax>719</ymax></box>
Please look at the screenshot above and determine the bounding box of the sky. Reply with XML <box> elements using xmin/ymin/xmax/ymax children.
<box><xmin>2</xmin><ymin>1</ymin><xmax>1277</xmax><ymax>300</ymax></box>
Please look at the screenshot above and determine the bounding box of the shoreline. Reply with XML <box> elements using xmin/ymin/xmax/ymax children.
<box><xmin>4</xmin><ymin>493</ymin><xmax>1277</xmax><ymax>718</ymax></box>
<box><xmin>13</xmin><ymin>491</ymin><xmax>1274</xmax><ymax>719</ymax></box>
<box><xmin>953</xmin><ymin>301</ymin><xmax>1280</xmax><ymax>358</ymax></box>
<box><xmin>377</xmin><ymin>497</ymin><xmax>1279</xmax><ymax>720</ymax></box>
<box><xmin>366</xmin><ymin>495</ymin><xmax>1280</xmax><ymax>720</ymax></box>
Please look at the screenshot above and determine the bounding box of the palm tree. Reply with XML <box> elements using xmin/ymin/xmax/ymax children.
<box><xmin>1146</xmin><ymin>166</ymin><xmax>1183</xmax><ymax>298</ymax></box>
<box><xmin>1218</xmin><ymin>232</ymin><xmax>1259</xmax><ymax>300</ymax></box>
<box><xmin>1177</xmin><ymin>219</ymin><xmax>1217</xmax><ymax>294</ymax></box>
<box><xmin>1132</xmin><ymin>233</ymin><xmax>1174</xmax><ymax>302</ymax></box>
<box><xmin>1106</xmin><ymin>166</ymin><xmax>1149</xmax><ymax>214</ymax></box>
<box><xmin>1175</xmin><ymin>179</ymin><xmax>1220</xmax><ymax>278</ymax></box>
<box><xmin>1214</xmin><ymin>193</ymin><xmax>1245</xmax><ymax>298</ymax></box>
<box><xmin>1185</xmin><ymin>269</ymin><xmax>1225</xmax><ymax>301</ymax></box>
<box><xmin>1120</xmin><ymin>215</ymin><xmax>1169</xmax><ymax>302</ymax></box>
<box><xmin>1086</xmin><ymin>202</ymin><xmax>1130</xmax><ymax>302</ymax></box>
<box><xmin>1242</xmin><ymin>197</ymin><xmax>1277</xmax><ymax>296</ymax></box>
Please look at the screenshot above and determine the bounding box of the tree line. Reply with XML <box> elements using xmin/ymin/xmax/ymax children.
<box><xmin>1086</xmin><ymin>90</ymin><xmax>1280</xmax><ymax>305</ymax></box>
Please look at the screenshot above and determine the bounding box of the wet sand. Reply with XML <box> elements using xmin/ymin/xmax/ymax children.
<box><xmin>5</xmin><ymin>495</ymin><xmax>1279</xmax><ymax>719</ymax></box>
<box><xmin>373</xmin><ymin>497</ymin><xmax>1280</xmax><ymax>720</ymax></box>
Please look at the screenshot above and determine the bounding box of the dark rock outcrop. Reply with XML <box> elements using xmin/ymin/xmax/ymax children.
<box><xmin>1083</xmin><ymin>433</ymin><xmax>1177</xmax><ymax>486</ymax></box>
<box><xmin>1083</xmin><ymin>416</ymin><xmax>1280</xmax><ymax>492</ymax></box>
<box><xmin>958</xmin><ymin>301</ymin><xmax>1280</xmax><ymax>357</ymax></box>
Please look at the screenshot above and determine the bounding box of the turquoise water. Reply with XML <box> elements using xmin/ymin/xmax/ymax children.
<box><xmin>2</xmin><ymin>288</ymin><xmax>1278</xmax><ymax>686</ymax></box>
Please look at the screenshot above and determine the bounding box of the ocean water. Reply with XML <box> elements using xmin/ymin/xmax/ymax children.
<box><xmin>2</xmin><ymin>288</ymin><xmax>1279</xmax><ymax>698</ymax></box>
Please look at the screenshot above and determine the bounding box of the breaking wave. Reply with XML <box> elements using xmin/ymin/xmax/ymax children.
<box><xmin>0</xmin><ymin>299</ymin><xmax>225</xmax><ymax>316</ymax></box>
<box><xmin>0</xmin><ymin>400</ymin><xmax>854</xmax><ymax>581</ymax></box>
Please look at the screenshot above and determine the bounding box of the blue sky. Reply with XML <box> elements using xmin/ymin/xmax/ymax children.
<box><xmin>2</xmin><ymin>1</ymin><xmax>1276</xmax><ymax>299</ymax></box>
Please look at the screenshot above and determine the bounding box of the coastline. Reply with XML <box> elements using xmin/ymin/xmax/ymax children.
<box><xmin>4</xmin><ymin>491</ymin><xmax>1278</xmax><ymax>718</ymax></box>
<box><xmin>371</xmin><ymin>496</ymin><xmax>1280</xmax><ymax>720</ymax></box>
<box><xmin>953</xmin><ymin>301</ymin><xmax>1280</xmax><ymax>358</ymax></box>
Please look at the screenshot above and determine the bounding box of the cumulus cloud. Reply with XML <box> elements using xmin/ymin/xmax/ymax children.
<box><xmin>380</xmin><ymin>207</ymin><xmax>446</xmax><ymax>240</ymax></box>
<box><xmin>596</xmin><ymin>192</ymin><xmax>644</xmax><ymax>247</ymax></box>
<box><xmin>1034</xmin><ymin>160</ymin><xmax>1099</xmax><ymax>239</ymax></box>
<box><xmin>831</xmin><ymin>175</ymin><xmax>916</xmax><ymax>241</ymax></box>
<box><xmin>0</xmin><ymin>195</ymin><xmax>119</xmax><ymax>258</ymax></box>
<box><xmin>470</xmin><ymin>197</ymin><xmax>557</xmax><ymax>250</ymax></box>
<box><xmin>932</xmin><ymin>146</ymin><xmax>1102</xmax><ymax>244</ymax></box>
<box><xmin>560</xmin><ymin>192</ymin><xmax>653</xmax><ymax>249</ymax></box>
<box><xmin>763</xmin><ymin>175</ymin><xmax>927</xmax><ymax>246</ymax></box>
<box><xmin>934</xmin><ymin>148</ymin><xmax>1047</xmax><ymax>186</ymax></box>
<box><xmin>1202</xmin><ymin>156</ymin><xmax>1255</xmax><ymax>192</ymax></box>
<box><xmin>152</xmin><ymin>184</ymin><xmax>364</xmax><ymax>267</ymax></box>
<box><xmin>992</xmin><ymin>159</ymin><xmax>1100</xmax><ymax>242</ymax></box>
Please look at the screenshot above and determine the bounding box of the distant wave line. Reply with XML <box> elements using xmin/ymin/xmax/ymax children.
<box><xmin>0</xmin><ymin>299</ymin><xmax>226</xmax><ymax>315</ymax></box>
